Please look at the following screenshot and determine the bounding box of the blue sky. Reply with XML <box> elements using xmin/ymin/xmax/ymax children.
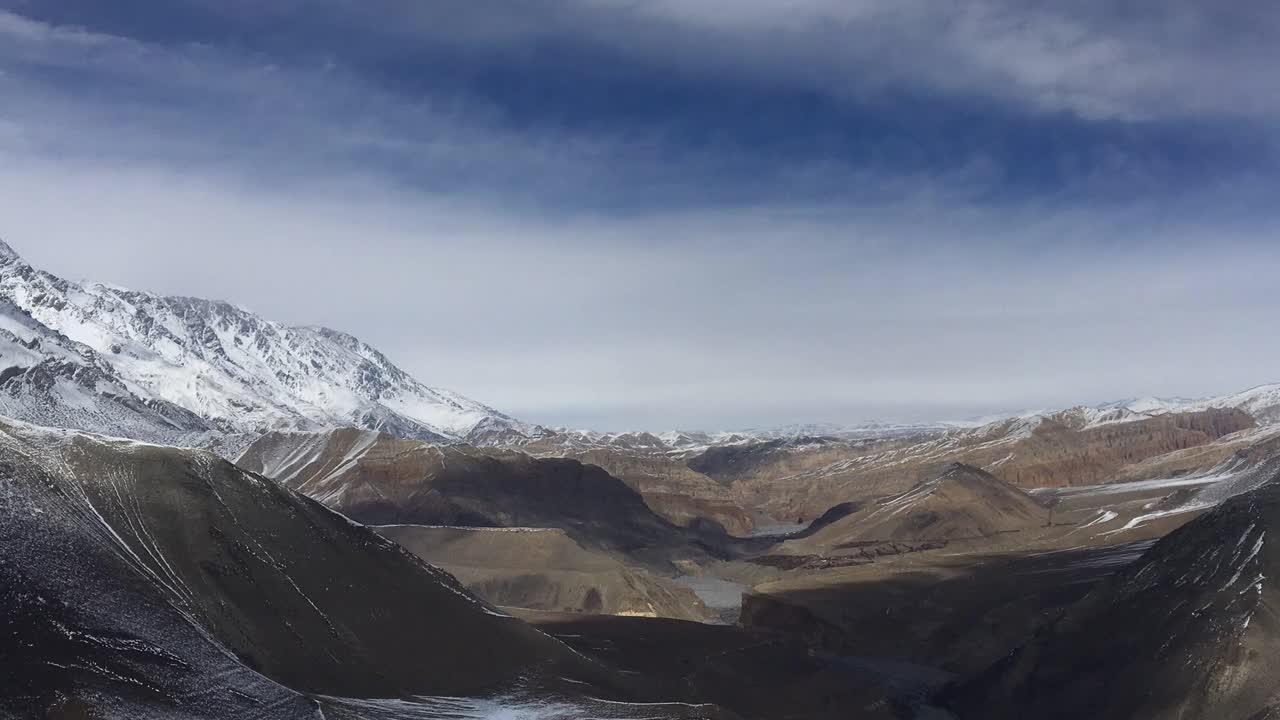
<box><xmin>1</xmin><ymin>1</ymin><xmax>1279</xmax><ymax>429</ymax></box>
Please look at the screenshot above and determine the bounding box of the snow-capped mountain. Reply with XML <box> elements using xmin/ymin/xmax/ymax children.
<box><xmin>1170</xmin><ymin>384</ymin><xmax>1280</xmax><ymax>425</ymax></box>
<box><xmin>1094</xmin><ymin>388</ymin><xmax>1280</xmax><ymax>426</ymax></box>
<box><xmin>733</xmin><ymin>421</ymin><xmax>952</xmax><ymax>441</ymax></box>
<box><xmin>529</xmin><ymin>423</ymin><xmax>951</xmax><ymax>458</ymax></box>
<box><xmin>0</xmin><ymin>294</ymin><xmax>211</xmax><ymax>443</ymax></box>
<box><xmin>531</xmin><ymin>428</ymin><xmax>754</xmax><ymax>456</ymax></box>
<box><xmin>1097</xmin><ymin>396</ymin><xmax>1201</xmax><ymax>414</ymax></box>
<box><xmin>0</xmin><ymin>239</ymin><xmax>536</xmax><ymax>446</ymax></box>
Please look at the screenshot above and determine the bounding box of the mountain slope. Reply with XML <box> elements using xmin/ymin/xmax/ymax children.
<box><xmin>1</xmin><ymin>429</ymin><xmax>321</xmax><ymax>718</ymax></box>
<box><xmin>947</xmin><ymin>471</ymin><xmax>1280</xmax><ymax>720</ymax></box>
<box><xmin>690</xmin><ymin>408</ymin><xmax>1254</xmax><ymax>520</ymax></box>
<box><xmin>0</xmin><ymin>239</ymin><xmax>532</xmax><ymax>444</ymax></box>
<box><xmin>0</xmin><ymin>418</ymin><xmax>614</xmax><ymax>700</ymax></box>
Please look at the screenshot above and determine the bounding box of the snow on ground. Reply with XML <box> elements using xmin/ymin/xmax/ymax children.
<box><xmin>317</xmin><ymin>693</ymin><xmax>718</xmax><ymax>719</ymax></box>
<box><xmin>1032</xmin><ymin>471</ymin><xmax>1239</xmax><ymax>498</ymax></box>
<box><xmin>1020</xmin><ymin>541</ymin><xmax>1157</xmax><ymax>578</ymax></box>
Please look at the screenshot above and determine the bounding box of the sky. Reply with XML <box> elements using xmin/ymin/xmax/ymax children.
<box><xmin>1</xmin><ymin>1</ymin><xmax>1279</xmax><ymax>430</ymax></box>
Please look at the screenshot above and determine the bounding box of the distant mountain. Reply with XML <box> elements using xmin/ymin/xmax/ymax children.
<box><xmin>530</xmin><ymin>428</ymin><xmax>756</xmax><ymax>456</ymax></box>
<box><xmin>685</xmin><ymin>407</ymin><xmax>1255</xmax><ymax>521</ymax></box>
<box><xmin>1172</xmin><ymin>383</ymin><xmax>1280</xmax><ymax>425</ymax></box>
<box><xmin>1097</xmin><ymin>395</ymin><xmax>1201</xmax><ymax>414</ymax></box>
<box><xmin>1093</xmin><ymin>388</ymin><xmax>1280</xmax><ymax>426</ymax></box>
<box><xmin>0</xmin><ymin>239</ymin><xmax>536</xmax><ymax>447</ymax></box>
<box><xmin>525</xmin><ymin>422</ymin><xmax>944</xmax><ymax>458</ymax></box>
<box><xmin>736</xmin><ymin>421</ymin><xmax>954</xmax><ymax>441</ymax></box>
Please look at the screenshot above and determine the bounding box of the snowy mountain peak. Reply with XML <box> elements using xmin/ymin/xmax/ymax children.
<box><xmin>0</xmin><ymin>238</ymin><xmax>537</xmax><ymax>446</ymax></box>
<box><xmin>0</xmin><ymin>238</ymin><xmax>22</xmax><ymax>264</ymax></box>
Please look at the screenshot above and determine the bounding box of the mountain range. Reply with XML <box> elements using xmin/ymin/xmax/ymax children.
<box><xmin>15</xmin><ymin>234</ymin><xmax>1280</xmax><ymax>719</ymax></box>
<box><xmin>7</xmin><ymin>235</ymin><xmax>1280</xmax><ymax>464</ymax></box>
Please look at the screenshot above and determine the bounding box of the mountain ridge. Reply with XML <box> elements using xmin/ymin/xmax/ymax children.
<box><xmin>0</xmin><ymin>238</ymin><xmax>537</xmax><ymax>446</ymax></box>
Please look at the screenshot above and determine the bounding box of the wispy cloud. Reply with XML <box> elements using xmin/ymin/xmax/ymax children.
<box><xmin>570</xmin><ymin>0</ymin><xmax>1280</xmax><ymax>122</ymax></box>
<box><xmin>101</xmin><ymin>0</ymin><xmax>1276</xmax><ymax>123</ymax></box>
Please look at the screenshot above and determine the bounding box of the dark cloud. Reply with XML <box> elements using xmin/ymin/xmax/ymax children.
<box><xmin>3</xmin><ymin>0</ymin><xmax>1277</xmax><ymax>211</ymax></box>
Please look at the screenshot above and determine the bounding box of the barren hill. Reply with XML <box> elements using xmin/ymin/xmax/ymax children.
<box><xmin>798</xmin><ymin>463</ymin><xmax>1050</xmax><ymax>550</ymax></box>
<box><xmin>236</xmin><ymin>428</ymin><xmax>726</xmax><ymax>568</ymax></box>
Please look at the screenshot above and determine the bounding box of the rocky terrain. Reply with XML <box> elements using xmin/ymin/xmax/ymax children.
<box><xmin>12</xmin><ymin>389</ymin><xmax>1280</xmax><ymax>719</ymax></box>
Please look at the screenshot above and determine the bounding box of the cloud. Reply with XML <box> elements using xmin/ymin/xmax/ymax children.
<box><xmin>562</xmin><ymin>0</ymin><xmax>1280</xmax><ymax>123</ymax></box>
<box><xmin>4</xmin><ymin>146</ymin><xmax>1279</xmax><ymax>429</ymax></box>
<box><xmin>2</xmin><ymin>4</ymin><xmax>1280</xmax><ymax>429</ymax></box>
<box><xmin>3</xmin><ymin>4</ymin><xmax>1272</xmax><ymax>219</ymax></box>
<box><xmin>122</xmin><ymin>0</ymin><xmax>1277</xmax><ymax>124</ymax></box>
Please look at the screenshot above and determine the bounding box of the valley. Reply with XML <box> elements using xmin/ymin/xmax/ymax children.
<box><xmin>5</xmin><ymin>243</ymin><xmax>1280</xmax><ymax>719</ymax></box>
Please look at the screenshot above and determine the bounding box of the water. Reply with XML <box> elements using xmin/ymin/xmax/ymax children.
<box><xmin>747</xmin><ymin>520</ymin><xmax>808</xmax><ymax>538</ymax></box>
<box><xmin>675</xmin><ymin>574</ymin><xmax>749</xmax><ymax>623</ymax></box>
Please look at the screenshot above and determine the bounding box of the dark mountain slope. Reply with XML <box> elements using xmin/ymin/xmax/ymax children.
<box><xmin>947</xmin><ymin>470</ymin><xmax>1280</xmax><ymax>720</ymax></box>
<box><xmin>0</xmin><ymin>418</ymin><xmax>618</xmax><ymax>716</ymax></box>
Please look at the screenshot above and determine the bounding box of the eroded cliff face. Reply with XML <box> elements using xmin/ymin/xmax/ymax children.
<box><xmin>992</xmin><ymin>408</ymin><xmax>1256</xmax><ymax>489</ymax></box>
